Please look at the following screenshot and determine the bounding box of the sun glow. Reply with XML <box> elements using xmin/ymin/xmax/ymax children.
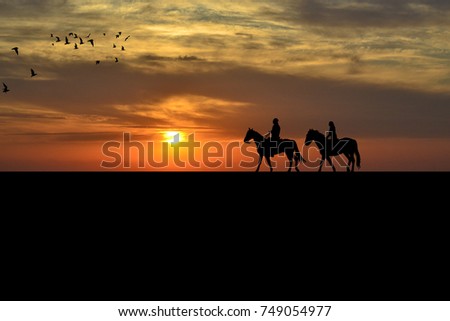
<box><xmin>162</xmin><ymin>131</ymin><xmax>187</xmax><ymax>143</ymax></box>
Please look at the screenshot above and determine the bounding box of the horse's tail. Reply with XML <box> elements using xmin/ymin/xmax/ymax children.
<box><xmin>354</xmin><ymin>141</ymin><xmax>361</xmax><ymax>169</ymax></box>
<box><xmin>294</xmin><ymin>141</ymin><xmax>304</xmax><ymax>163</ymax></box>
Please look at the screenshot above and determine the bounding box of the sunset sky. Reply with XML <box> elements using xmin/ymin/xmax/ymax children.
<box><xmin>1</xmin><ymin>0</ymin><xmax>449</xmax><ymax>170</ymax></box>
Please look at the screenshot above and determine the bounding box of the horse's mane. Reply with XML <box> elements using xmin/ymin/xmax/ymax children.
<box><xmin>309</xmin><ymin>129</ymin><xmax>324</xmax><ymax>138</ymax></box>
<box><xmin>249</xmin><ymin>128</ymin><xmax>264</xmax><ymax>139</ymax></box>
<box><xmin>253</xmin><ymin>128</ymin><xmax>264</xmax><ymax>134</ymax></box>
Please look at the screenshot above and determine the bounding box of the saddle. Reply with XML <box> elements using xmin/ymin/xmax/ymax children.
<box><xmin>327</xmin><ymin>138</ymin><xmax>343</xmax><ymax>155</ymax></box>
<box><xmin>263</xmin><ymin>138</ymin><xmax>284</xmax><ymax>156</ymax></box>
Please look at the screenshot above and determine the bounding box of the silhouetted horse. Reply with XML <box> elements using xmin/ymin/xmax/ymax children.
<box><xmin>305</xmin><ymin>129</ymin><xmax>361</xmax><ymax>172</ymax></box>
<box><xmin>244</xmin><ymin>128</ymin><xmax>303</xmax><ymax>172</ymax></box>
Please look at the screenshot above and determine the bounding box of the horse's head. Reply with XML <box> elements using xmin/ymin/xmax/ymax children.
<box><xmin>244</xmin><ymin>128</ymin><xmax>255</xmax><ymax>143</ymax></box>
<box><xmin>305</xmin><ymin>129</ymin><xmax>315</xmax><ymax>146</ymax></box>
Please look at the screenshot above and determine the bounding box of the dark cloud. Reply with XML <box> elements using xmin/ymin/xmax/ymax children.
<box><xmin>140</xmin><ymin>54</ymin><xmax>202</xmax><ymax>62</ymax></box>
<box><xmin>3</xmin><ymin>57</ymin><xmax>449</xmax><ymax>139</ymax></box>
<box><xmin>0</xmin><ymin>111</ymin><xmax>66</xmax><ymax>120</ymax></box>
<box><xmin>0</xmin><ymin>0</ymin><xmax>69</xmax><ymax>17</ymax></box>
<box><xmin>0</xmin><ymin>0</ymin><xmax>68</xmax><ymax>7</ymax></box>
<box><xmin>140</xmin><ymin>54</ymin><xmax>168</xmax><ymax>61</ymax></box>
<box><xmin>176</xmin><ymin>55</ymin><xmax>202</xmax><ymax>61</ymax></box>
<box><xmin>129</xmin><ymin>54</ymin><xmax>203</xmax><ymax>69</ymax></box>
<box><xmin>0</xmin><ymin>0</ymin><xmax>123</xmax><ymax>39</ymax></box>
<box><xmin>9</xmin><ymin>131</ymin><xmax>121</xmax><ymax>142</ymax></box>
<box><xmin>366</xmin><ymin>0</ymin><xmax>450</xmax><ymax>10</ymax></box>
<box><xmin>235</xmin><ymin>33</ymin><xmax>254</xmax><ymax>39</ymax></box>
<box><xmin>346</xmin><ymin>54</ymin><xmax>364</xmax><ymax>74</ymax></box>
<box><xmin>242</xmin><ymin>42</ymin><xmax>265</xmax><ymax>50</ymax></box>
<box><xmin>281</xmin><ymin>0</ymin><xmax>450</xmax><ymax>28</ymax></box>
<box><xmin>269</xmin><ymin>36</ymin><xmax>297</xmax><ymax>49</ymax></box>
<box><xmin>174</xmin><ymin>5</ymin><xmax>290</xmax><ymax>30</ymax></box>
<box><xmin>0</xmin><ymin>0</ymin><xmax>67</xmax><ymax>4</ymax></box>
<box><xmin>178</xmin><ymin>34</ymin><xmax>227</xmax><ymax>49</ymax></box>
<box><xmin>1</xmin><ymin>62</ymin><xmax>170</xmax><ymax>128</ymax></box>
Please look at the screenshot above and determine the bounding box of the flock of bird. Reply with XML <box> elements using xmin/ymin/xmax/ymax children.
<box><xmin>2</xmin><ymin>31</ymin><xmax>131</xmax><ymax>93</ymax></box>
<box><xmin>51</xmin><ymin>31</ymin><xmax>130</xmax><ymax>65</ymax></box>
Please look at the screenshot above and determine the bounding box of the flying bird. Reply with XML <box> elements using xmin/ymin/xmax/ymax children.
<box><xmin>74</xmin><ymin>33</ymin><xmax>78</xmax><ymax>38</ymax></box>
<box><xmin>113</xmin><ymin>43</ymin><xmax>116</xmax><ymax>48</ymax></box>
<box><xmin>86</xmin><ymin>33</ymin><xmax>91</xmax><ymax>38</ymax></box>
<box><xmin>74</xmin><ymin>43</ymin><xmax>78</xmax><ymax>49</ymax></box>
<box><xmin>69</xmin><ymin>32</ymin><xmax>74</xmax><ymax>36</ymax></box>
<box><xmin>121</xmin><ymin>46</ymin><xmax>125</xmax><ymax>51</ymax></box>
<box><xmin>115</xmin><ymin>57</ymin><xmax>119</xmax><ymax>63</ymax></box>
<box><xmin>96</xmin><ymin>60</ymin><xmax>100</xmax><ymax>65</ymax></box>
<box><xmin>118</xmin><ymin>31</ymin><xmax>122</xmax><ymax>36</ymax></box>
<box><xmin>103</xmin><ymin>33</ymin><xmax>106</xmax><ymax>36</ymax></box>
<box><xmin>30</xmin><ymin>68</ymin><xmax>37</xmax><ymax>77</ymax></box>
<box><xmin>124</xmin><ymin>35</ymin><xmax>130</xmax><ymax>41</ymax></box>
<box><xmin>3</xmin><ymin>83</ymin><xmax>10</xmax><ymax>93</ymax></box>
<box><xmin>65</xmin><ymin>36</ymin><xmax>70</xmax><ymax>45</ymax></box>
<box><xmin>11</xmin><ymin>47</ymin><xmax>19</xmax><ymax>55</ymax></box>
<box><xmin>79</xmin><ymin>37</ymin><xmax>84</xmax><ymax>45</ymax></box>
<box><xmin>50</xmin><ymin>33</ymin><xmax>53</xmax><ymax>37</ymax></box>
<box><xmin>88</xmin><ymin>39</ymin><xmax>94</xmax><ymax>47</ymax></box>
<box><xmin>55</xmin><ymin>36</ymin><xmax>61</xmax><ymax>42</ymax></box>
<box><xmin>116</xmin><ymin>34</ymin><xmax>120</xmax><ymax>38</ymax></box>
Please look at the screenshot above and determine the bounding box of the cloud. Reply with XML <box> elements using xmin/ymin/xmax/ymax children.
<box><xmin>162</xmin><ymin>4</ymin><xmax>290</xmax><ymax>30</ymax></box>
<box><xmin>282</xmin><ymin>0</ymin><xmax>450</xmax><ymax>28</ymax></box>
<box><xmin>1</xmin><ymin>0</ymin><xmax>447</xmax><ymax>94</ymax></box>
<box><xmin>242</xmin><ymin>42</ymin><xmax>265</xmax><ymax>50</ymax></box>
<box><xmin>0</xmin><ymin>0</ymin><xmax>69</xmax><ymax>18</ymax></box>
<box><xmin>176</xmin><ymin>34</ymin><xmax>228</xmax><ymax>49</ymax></box>
<box><xmin>177</xmin><ymin>55</ymin><xmax>202</xmax><ymax>61</ymax></box>
<box><xmin>2</xmin><ymin>57</ymin><xmax>450</xmax><ymax>139</ymax></box>
<box><xmin>139</xmin><ymin>54</ymin><xmax>203</xmax><ymax>62</ymax></box>
<box><xmin>8</xmin><ymin>131</ymin><xmax>121</xmax><ymax>142</ymax></box>
<box><xmin>0</xmin><ymin>111</ymin><xmax>66</xmax><ymax>120</ymax></box>
<box><xmin>1</xmin><ymin>0</ymin><xmax>449</xmax><ymax>146</ymax></box>
<box><xmin>235</xmin><ymin>33</ymin><xmax>254</xmax><ymax>39</ymax></box>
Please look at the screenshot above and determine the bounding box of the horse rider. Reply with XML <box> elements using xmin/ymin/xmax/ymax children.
<box><xmin>326</xmin><ymin>121</ymin><xmax>338</xmax><ymax>147</ymax></box>
<box><xmin>265</xmin><ymin>118</ymin><xmax>281</xmax><ymax>141</ymax></box>
<box><xmin>264</xmin><ymin>118</ymin><xmax>281</xmax><ymax>155</ymax></box>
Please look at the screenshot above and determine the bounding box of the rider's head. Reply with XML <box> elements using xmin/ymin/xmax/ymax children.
<box><xmin>273</xmin><ymin>118</ymin><xmax>279</xmax><ymax>124</ymax></box>
<box><xmin>329</xmin><ymin>121</ymin><xmax>334</xmax><ymax>126</ymax></box>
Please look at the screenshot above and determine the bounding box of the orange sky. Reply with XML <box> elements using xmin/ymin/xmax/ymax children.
<box><xmin>1</xmin><ymin>0</ymin><xmax>449</xmax><ymax>171</ymax></box>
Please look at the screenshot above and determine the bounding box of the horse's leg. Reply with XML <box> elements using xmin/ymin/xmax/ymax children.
<box><xmin>344</xmin><ymin>153</ymin><xmax>352</xmax><ymax>172</ymax></box>
<box><xmin>286</xmin><ymin>150</ymin><xmax>299</xmax><ymax>172</ymax></box>
<box><xmin>265</xmin><ymin>154</ymin><xmax>273</xmax><ymax>172</ymax></box>
<box><xmin>326</xmin><ymin>156</ymin><xmax>336</xmax><ymax>172</ymax></box>
<box><xmin>287</xmin><ymin>150</ymin><xmax>299</xmax><ymax>172</ymax></box>
<box><xmin>256</xmin><ymin>154</ymin><xmax>263</xmax><ymax>172</ymax></box>
<box><xmin>318</xmin><ymin>156</ymin><xmax>324</xmax><ymax>172</ymax></box>
<box><xmin>287</xmin><ymin>156</ymin><xmax>292</xmax><ymax>172</ymax></box>
<box><xmin>286</xmin><ymin>151</ymin><xmax>293</xmax><ymax>172</ymax></box>
<box><xmin>350</xmin><ymin>153</ymin><xmax>355</xmax><ymax>172</ymax></box>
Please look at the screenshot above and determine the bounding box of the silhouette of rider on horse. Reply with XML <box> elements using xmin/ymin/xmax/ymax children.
<box><xmin>264</xmin><ymin>118</ymin><xmax>281</xmax><ymax>156</ymax></box>
<box><xmin>326</xmin><ymin>121</ymin><xmax>338</xmax><ymax>150</ymax></box>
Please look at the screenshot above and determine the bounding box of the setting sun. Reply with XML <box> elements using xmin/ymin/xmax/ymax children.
<box><xmin>162</xmin><ymin>131</ymin><xmax>187</xmax><ymax>143</ymax></box>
